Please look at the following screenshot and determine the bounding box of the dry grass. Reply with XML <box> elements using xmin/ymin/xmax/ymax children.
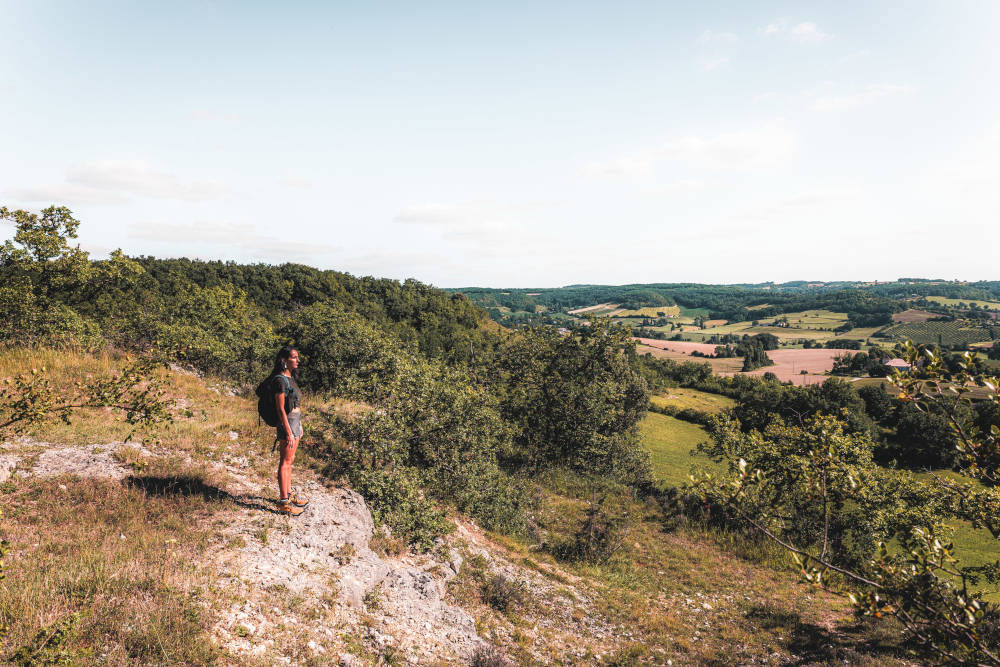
<box><xmin>0</xmin><ymin>463</ymin><xmax>227</xmax><ymax>664</ymax></box>
<box><xmin>0</xmin><ymin>347</ymin><xmax>308</xmax><ymax>486</ymax></box>
<box><xmin>461</xmin><ymin>468</ymin><xmax>911</xmax><ymax>665</ymax></box>
<box><xmin>650</xmin><ymin>387</ymin><xmax>735</xmax><ymax>414</ymax></box>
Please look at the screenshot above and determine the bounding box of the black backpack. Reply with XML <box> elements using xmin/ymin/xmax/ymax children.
<box><xmin>255</xmin><ymin>374</ymin><xmax>291</xmax><ymax>427</ymax></box>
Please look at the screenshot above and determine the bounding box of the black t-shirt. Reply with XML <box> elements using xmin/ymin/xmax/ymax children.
<box><xmin>270</xmin><ymin>374</ymin><xmax>301</xmax><ymax>413</ymax></box>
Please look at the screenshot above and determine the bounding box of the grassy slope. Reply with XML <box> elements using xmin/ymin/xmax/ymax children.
<box><xmin>0</xmin><ymin>349</ymin><xmax>261</xmax><ymax>664</ymax></box>
<box><xmin>638</xmin><ymin>413</ymin><xmax>717</xmax><ymax>488</ymax></box>
<box><xmin>0</xmin><ymin>349</ymin><xmax>918</xmax><ymax>664</ymax></box>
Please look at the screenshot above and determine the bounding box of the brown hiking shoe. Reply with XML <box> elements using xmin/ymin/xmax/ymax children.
<box><xmin>288</xmin><ymin>490</ymin><xmax>309</xmax><ymax>508</ymax></box>
<box><xmin>276</xmin><ymin>499</ymin><xmax>304</xmax><ymax>516</ymax></box>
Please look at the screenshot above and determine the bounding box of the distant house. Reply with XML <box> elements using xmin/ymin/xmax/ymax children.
<box><xmin>882</xmin><ymin>358</ymin><xmax>912</xmax><ymax>372</ymax></box>
<box><xmin>556</xmin><ymin>327</ymin><xmax>571</xmax><ymax>336</ymax></box>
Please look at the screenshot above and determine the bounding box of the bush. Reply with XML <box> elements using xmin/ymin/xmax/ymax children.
<box><xmin>349</xmin><ymin>465</ymin><xmax>451</xmax><ymax>552</ymax></box>
<box><xmin>481</xmin><ymin>573</ymin><xmax>527</xmax><ymax>613</ymax></box>
<box><xmin>549</xmin><ymin>494</ymin><xmax>630</xmax><ymax>563</ymax></box>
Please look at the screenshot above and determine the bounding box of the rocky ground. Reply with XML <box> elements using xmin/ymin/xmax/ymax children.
<box><xmin>1</xmin><ymin>435</ymin><xmax>607</xmax><ymax>666</ymax></box>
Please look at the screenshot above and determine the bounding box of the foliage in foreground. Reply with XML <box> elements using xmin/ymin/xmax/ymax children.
<box><xmin>693</xmin><ymin>343</ymin><xmax>1000</xmax><ymax>664</ymax></box>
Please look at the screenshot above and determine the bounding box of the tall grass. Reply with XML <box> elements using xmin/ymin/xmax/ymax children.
<box><xmin>0</xmin><ymin>468</ymin><xmax>225</xmax><ymax>664</ymax></box>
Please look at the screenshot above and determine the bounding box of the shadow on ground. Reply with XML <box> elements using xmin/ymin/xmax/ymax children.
<box><xmin>124</xmin><ymin>474</ymin><xmax>288</xmax><ymax>514</ymax></box>
<box><xmin>704</xmin><ymin>604</ymin><xmax>908</xmax><ymax>666</ymax></box>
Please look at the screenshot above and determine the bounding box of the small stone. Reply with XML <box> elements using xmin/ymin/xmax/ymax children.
<box><xmin>228</xmin><ymin>431</ymin><xmax>239</xmax><ymax>440</ymax></box>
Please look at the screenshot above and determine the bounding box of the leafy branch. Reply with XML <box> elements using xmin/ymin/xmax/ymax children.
<box><xmin>0</xmin><ymin>356</ymin><xmax>175</xmax><ymax>439</ymax></box>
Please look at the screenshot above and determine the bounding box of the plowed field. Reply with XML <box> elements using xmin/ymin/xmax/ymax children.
<box><xmin>635</xmin><ymin>338</ymin><xmax>861</xmax><ymax>386</ymax></box>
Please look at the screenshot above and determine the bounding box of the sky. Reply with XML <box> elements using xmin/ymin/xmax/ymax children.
<box><xmin>2</xmin><ymin>1</ymin><xmax>998</xmax><ymax>288</ymax></box>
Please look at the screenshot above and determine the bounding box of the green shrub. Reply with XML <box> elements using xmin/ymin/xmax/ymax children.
<box><xmin>349</xmin><ymin>465</ymin><xmax>451</xmax><ymax>552</ymax></box>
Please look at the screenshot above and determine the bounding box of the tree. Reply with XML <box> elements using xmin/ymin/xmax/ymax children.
<box><xmin>0</xmin><ymin>205</ymin><xmax>143</xmax><ymax>346</ymax></box>
<box><xmin>740</xmin><ymin>340</ymin><xmax>773</xmax><ymax>372</ymax></box>
<box><xmin>693</xmin><ymin>342</ymin><xmax>1000</xmax><ymax>664</ymax></box>
<box><xmin>487</xmin><ymin>320</ymin><xmax>650</xmax><ymax>483</ymax></box>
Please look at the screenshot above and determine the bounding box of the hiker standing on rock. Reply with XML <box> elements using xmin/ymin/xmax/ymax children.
<box><xmin>271</xmin><ymin>346</ymin><xmax>309</xmax><ymax>516</ymax></box>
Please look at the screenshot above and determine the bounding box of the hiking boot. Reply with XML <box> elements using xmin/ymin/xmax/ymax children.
<box><xmin>276</xmin><ymin>499</ymin><xmax>304</xmax><ymax>517</ymax></box>
<box><xmin>288</xmin><ymin>489</ymin><xmax>309</xmax><ymax>508</ymax></box>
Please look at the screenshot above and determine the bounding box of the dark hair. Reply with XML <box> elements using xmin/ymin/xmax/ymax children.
<box><xmin>271</xmin><ymin>346</ymin><xmax>299</xmax><ymax>378</ymax></box>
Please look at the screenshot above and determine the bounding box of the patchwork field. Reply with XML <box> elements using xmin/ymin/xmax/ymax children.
<box><xmin>927</xmin><ymin>296</ymin><xmax>1000</xmax><ymax>310</ymax></box>
<box><xmin>670</xmin><ymin>310</ymin><xmax>853</xmax><ymax>342</ymax></box>
<box><xmin>635</xmin><ymin>338</ymin><xmax>860</xmax><ymax>385</ymax></box>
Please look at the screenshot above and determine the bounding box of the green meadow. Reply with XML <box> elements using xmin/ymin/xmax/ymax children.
<box><xmin>639</xmin><ymin>412</ymin><xmax>718</xmax><ymax>488</ymax></box>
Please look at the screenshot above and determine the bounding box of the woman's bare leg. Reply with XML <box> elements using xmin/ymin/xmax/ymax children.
<box><xmin>277</xmin><ymin>439</ymin><xmax>298</xmax><ymax>499</ymax></box>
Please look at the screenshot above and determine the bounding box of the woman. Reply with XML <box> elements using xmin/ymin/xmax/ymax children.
<box><xmin>271</xmin><ymin>346</ymin><xmax>309</xmax><ymax>516</ymax></box>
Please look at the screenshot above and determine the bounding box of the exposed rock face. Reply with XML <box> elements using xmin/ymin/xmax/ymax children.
<box><xmin>212</xmin><ymin>478</ymin><xmax>482</xmax><ymax>663</ymax></box>
<box><xmin>0</xmin><ymin>455</ymin><xmax>19</xmax><ymax>483</ymax></box>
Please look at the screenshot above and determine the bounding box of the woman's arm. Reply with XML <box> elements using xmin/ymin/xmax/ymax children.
<box><xmin>275</xmin><ymin>383</ymin><xmax>295</xmax><ymax>442</ymax></box>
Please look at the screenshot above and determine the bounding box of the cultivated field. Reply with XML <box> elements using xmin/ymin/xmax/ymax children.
<box><xmin>635</xmin><ymin>339</ymin><xmax>718</xmax><ymax>355</ymax></box>
<box><xmin>566</xmin><ymin>302</ymin><xmax>621</xmax><ymax>315</ymax></box>
<box><xmin>892</xmin><ymin>309</ymin><xmax>938</xmax><ymax>323</ymax></box>
<box><xmin>635</xmin><ymin>338</ymin><xmax>859</xmax><ymax>385</ymax></box>
<box><xmin>880</xmin><ymin>321</ymin><xmax>998</xmax><ymax>346</ymax></box>
<box><xmin>614</xmin><ymin>305</ymin><xmax>682</xmax><ymax>318</ymax></box>
<box><xmin>635</xmin><ymin>340</ymin><xmax>744</xmax><ymax>373</ymax></box>
<box><xmin>735</xmin><ymin>348</ymin><xmax>854</xmax><ymax>385</ymax></box>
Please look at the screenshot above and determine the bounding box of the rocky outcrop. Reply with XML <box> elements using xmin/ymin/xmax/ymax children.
<box><xmin>212</xmin><ymin>478</ymin><xmax>482</xmax><ymax>663</ymax></box>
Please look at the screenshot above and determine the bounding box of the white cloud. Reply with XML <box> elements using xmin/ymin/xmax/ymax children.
<box><xmin>698</xmin><ymin>56</ymin><xmax>730</xmax><ymax>72</ymax></box>
<box><xmin>789</xmin><ymin>22</ymin><xmax>833</xmax><ymax>43</ymax></box>
<box><xmin>394</xmin><ymin>203</ymin><xmax>514</xmax><ymax>243</ymax></box>
<box><xmin>6</xmin><ymin>160</ymin><xmax>229</xmax><ymax>207</ymax></box>
<box><xmin>278</xmin><ymin>176</ymin><xmax>313</xmax><ymax>190</ymax></box>
<box><xmin>128</xmin><ymin>219</ymin><xmax>339</xmax><ymax>261</ymax></box>
<box><xmin>67</xmin><ymin>160</ymin><xmax>228</xmax><ymax>201</ymax></box>
<box><xmin>4</xmin><ymin>183</ymin><xmax>127</xmax><ymax>206</ymax></box>
<box><xmin>590</xmin><ymin>122</ymin><xmax>798</xmax><ymax>176</ymax></box>
<box><xmin>810</xmin><ymin>83</ymin><xmax>915</xmax><ymax>112</ymax></box>
<box><xmin>698</xmin><ymin>29</ymin><xmax>738</xmax><ymax>43</ymax></box>
<box><xmin>761</xmin><ymin>19</ymin><xmax>833</xmax><ymax>43</ymax></box>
